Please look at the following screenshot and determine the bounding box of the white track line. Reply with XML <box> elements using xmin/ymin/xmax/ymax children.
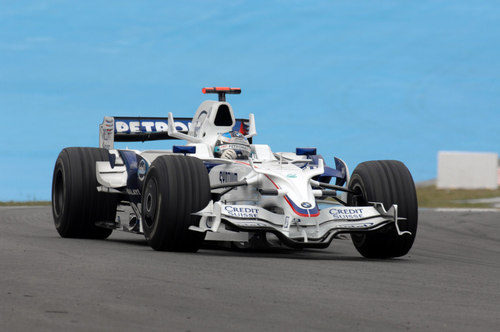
<box><xmin>420</xmin><ymin>207</ymin><xmax>500</xmax><ymax>213</ymax></box>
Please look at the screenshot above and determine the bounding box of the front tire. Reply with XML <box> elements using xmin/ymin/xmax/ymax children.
<box><xmin>52</xmin><ymin>147</ymin><xmax>118</xmax><ymax>239</ymax></box>
<box><xmin>142</xmin><ymin>155</ymin><xmax>211</xmax><ymax>252</ymax></box>
<box><xmin>347</xmin><ymin>160</ymin><xmax>418</xmax><ymax>258</ymax></box>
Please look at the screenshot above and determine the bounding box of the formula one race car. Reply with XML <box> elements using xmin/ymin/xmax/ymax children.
<box><xmin>52</xmin><ymin>87</ymin><xmax>418</xmax><ymax>258</ymax></box>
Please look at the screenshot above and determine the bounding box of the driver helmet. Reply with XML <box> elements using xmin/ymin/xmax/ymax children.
<box><xmin>214</xmin><ymin>131</ymin><xmax>251</xmax><ymax>160</ymax></box>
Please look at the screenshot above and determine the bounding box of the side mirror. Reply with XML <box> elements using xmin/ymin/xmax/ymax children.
<box><xmin>173</xmin><ymin>146</ymin><xmax>196</xmax><ymax>155</ymax></box>
<box><xmin>296</xmin><ymin>147</ymin><xmax>317</xmax><ymax>156</ymax></box>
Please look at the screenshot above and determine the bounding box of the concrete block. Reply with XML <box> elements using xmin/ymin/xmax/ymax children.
<box><xmin>437</xmin><ymin>151</ymin><xmax>498</xmax><ymax>189</ymax></box>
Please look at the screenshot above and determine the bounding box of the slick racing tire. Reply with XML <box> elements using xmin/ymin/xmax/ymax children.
<box><xmin>347</xmin><ymin>160</ymin><xmax>418</xmax><ymax>259</ymax></box>
<box><xmin>141</xmin><ymin>155</ymin><xmax>210</xmax><ymax>252</ymax></box>
<box><xmin>52</xmin><ymin>147</ymin><xmax>118</xmax><ymax>239</ymax></box>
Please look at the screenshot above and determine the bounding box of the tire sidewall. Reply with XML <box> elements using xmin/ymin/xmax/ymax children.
<box><xmin>142</xmin><ymin>165</ymin><xmax>162</xmax><ymax>241</ymax></box>
<box><xmin>52</xmin><ymin>152</ymin><xmax>69</xmax><ymax>234</ymax></box>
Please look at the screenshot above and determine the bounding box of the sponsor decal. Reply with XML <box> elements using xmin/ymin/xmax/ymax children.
<box><xmin>286</xmin><ymin>173</ymin><xmax>297</xmax><ymax>178</ymax></box>
<box><xmin>224</xmin><ymin>206</ymin><xmax>259</xmax><ymax>218</ymax></box>
<box><xmin>113</xmin><ymin>118</ymin><xmax>249</xmax><ymax>136</ymax></box>
<box><xmin>126</xmin><ymin>188</ymin><xmax>141</xmax><ymax>195</ymax></box>
<box><xmin>216</xmin><ymin>143</ymin><xmax>252</xmax><ymax>153</ymax></box>
<box><xmin>115</xmin><ymin>120</ymin><xmax>190</xmax><ymax>133</ymax></box>
<box><xmin>301</xmin><ymin>202</ymin><xmax>312</xmax><ymax>208</ymax></box>
<box><xmin>329</xmin><ymin>208</ymin><xmax>364</xmax><ymax>220</ymax></box>
<box><xmin>339</xmin><ymin>222</ymin><xmax>374</xmax><ymax>228</ymax></box>
<box><xmin>219</xmin><ymin>171</ymin><xmax>238</xmax><ymax>183</ymax></box>
<box><xmin>232</xmin><ymin>221</ymin><xmax>268</xmax><ymax>227</ymax></box>
<box><xmin>137</xmin><ymin>159</ymin><xmax>148</xmax><ymax>181</ymax></box>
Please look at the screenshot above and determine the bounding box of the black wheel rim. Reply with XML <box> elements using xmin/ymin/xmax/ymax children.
<box><xmin>349</xmin><ymin>181</ymin><xmax>368</xmax><ymax>245</ymax></box>
<box><xmin>350</xmin><ymin>183</ymin><xmax>367</xmax><ymax>206</ymax></box>
<box><xmin>143</xmin><ymin>177</ymin><xmax>158</xmax><ymax>228</ymax></box>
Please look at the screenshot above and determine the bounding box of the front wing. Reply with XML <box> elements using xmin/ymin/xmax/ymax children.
<box><xmin>190</xmin><ymin>202</ymin><xmax>411</xmax><ymax>248</ymax></box>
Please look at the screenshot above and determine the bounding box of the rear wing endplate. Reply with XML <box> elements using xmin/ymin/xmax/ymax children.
<box><xmin>99</xmin><ymin>116</ymin><xmax>250</xmax><ymax>149</ymax></box>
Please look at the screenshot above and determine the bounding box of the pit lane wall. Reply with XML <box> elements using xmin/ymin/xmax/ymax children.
<box><xmin>437</xmin><ymin>151</ymin><xmax>499</xmax><ymax>189</ymax></box>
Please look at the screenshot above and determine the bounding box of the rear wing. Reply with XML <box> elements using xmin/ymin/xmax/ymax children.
<box><xmin>99</xmin><ymin>116</ymin><xmax>250</xmax><ymax>149</ymax></box>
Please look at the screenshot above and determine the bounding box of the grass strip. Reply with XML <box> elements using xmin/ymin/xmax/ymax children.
<box><xmin>0</xmin><ymin>201</ymin><xmax>51</xmax><ymax>206</ymax></box>
<box><xmin>417</xmin><ymin>186</ymin><xmax>500</xmax><ymax>208</ymax></box>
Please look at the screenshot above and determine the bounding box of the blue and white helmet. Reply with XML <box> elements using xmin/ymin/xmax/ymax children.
<box><xmin>214</xmin><ymin>131</ymin><xmax>251</xmax><ymax>160</ymax></box>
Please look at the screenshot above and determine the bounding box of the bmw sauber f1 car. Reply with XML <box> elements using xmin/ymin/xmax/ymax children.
<box><xmin>52</xmin><ymin>87</ymin><xmax>418</xmax><ymax>258</ymax></box>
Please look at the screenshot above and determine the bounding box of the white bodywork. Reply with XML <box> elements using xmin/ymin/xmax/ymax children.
<box><xmin>95</xmin><ymin>97</ymin><xmax>408</xmax><ymax>248</ymax></box>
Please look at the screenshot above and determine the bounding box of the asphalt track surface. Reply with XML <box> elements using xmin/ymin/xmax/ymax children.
<box><xmin>1</xmin><ymin>207</ymin><xmax>498</xmax><ymax>331</ymax></box>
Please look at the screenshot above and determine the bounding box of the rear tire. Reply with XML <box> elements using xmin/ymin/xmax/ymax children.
<box><xmin>141</xmin><ymin>155</ymin><xmax>210</xmax><ymax>252</ymax></box>
<box><xmin>52</xmin><ymin>147</ymin><xmax>118</xmax><ymax>239</ymax></box>
<box><xmin>347</xmin><ymin>160</ymin><xmax>418</xmax><ymax>258</ymax></box>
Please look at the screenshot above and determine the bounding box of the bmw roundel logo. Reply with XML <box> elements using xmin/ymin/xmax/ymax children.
<box><xmin>301</xmin><ymin>202</ymin><xmax>312</xmax><ymax>208</ymax></box>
